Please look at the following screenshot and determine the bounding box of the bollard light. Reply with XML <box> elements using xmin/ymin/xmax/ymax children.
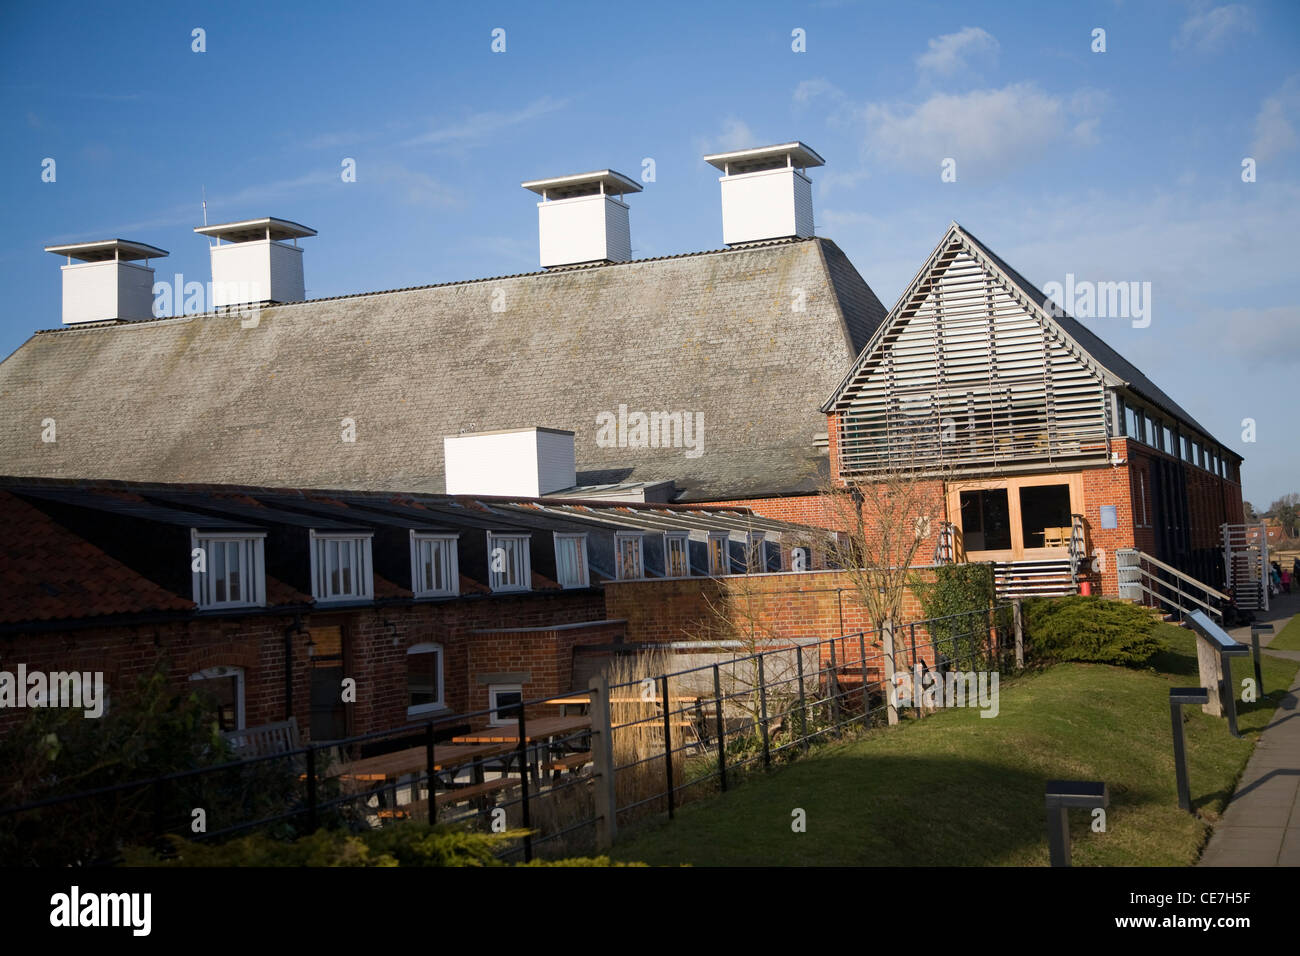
<box><xmin>1250</xmin><ymin>624</ymin><xmax>1273</xmax><ymax>697</ymax></box>
<box><xmin>1170</xmin><ymin>687</ymin><xmax>1210</xmax><ymax>812</ymax></box>
<box><xmin>1044</xmin><ymin>780</ymin><xmax>1108</xmax><ymax>867</ymax></box>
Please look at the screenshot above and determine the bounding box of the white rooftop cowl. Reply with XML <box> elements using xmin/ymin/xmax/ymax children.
<box><xmin>194</xmin><ymin>217</ymin><xmax>316</xmax><ymax>308</ymax></box>
<box><xmin>444</xmin><ymin>427</ymin><xmax>576</xmax><ymax>498</ymax></box>
<box><xmin>45</xmin><ymin>238</ymin><xmax>169</xmax><ymax>324</ymax></box>
<box><xmin>702</xmin><ymin>142</ymin><xmax>824</xmax><ymax>247</ymax></box>
<box><xmin>521</xmin><ymin>170</ymin><xmax>641</xmax><ymax>269</ymax></box>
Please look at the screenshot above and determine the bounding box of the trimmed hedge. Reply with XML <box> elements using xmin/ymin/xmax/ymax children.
<box><xmin>1021</xmin><ymin>596</ymin><xmax>1169</xmax><ymax>667</ymax></box>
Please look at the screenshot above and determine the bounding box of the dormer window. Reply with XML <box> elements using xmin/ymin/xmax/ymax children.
<box><xmin>191</xmin><ymin>531</ymin><xmax>266</xmax><ymax>609</ymax></box>
<box><xmin>707</xmin><ymin>532</ymin><xmax>730</xmax><ymax>576</ymax></box>
<box><xmin>616</xmin><ymin>533</ymin><xmax>644</xmax><ymax>580</ymax></box>
<box><xmin>664</xmin><ymin>532</ymin><xmax>690</xmax><ymax>578</ymax></box>
<box><xmin>410</xmin><ymin>533</ymin><xmax>458</xmax><ymax>598</ymax></box>
<box><xmin>310</xmin><ymin>531</ymin><xmax>373</xmax><ymax>603</ymax></box>
<box><xmin>487</xmin><ymin>532</ymin><xmax>531</xmax><ymax>592</ymax></box>
<box><xmin>554</xmin><ymin>534</ymin><xmax>589</xmax><ymax>588</ymax></box>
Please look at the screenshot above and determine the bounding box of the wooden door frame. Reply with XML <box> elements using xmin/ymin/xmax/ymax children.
<box><xmin>948</xmin><ymin>473</ymin><xmax>1083</xmax><ymax>562</ymax></box>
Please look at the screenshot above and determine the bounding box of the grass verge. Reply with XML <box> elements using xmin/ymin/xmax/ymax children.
<box><xmin>1266</xmin><ymin>613</ymin><xmax>1300</xmax><ymax>652</ymax></box>
<box><xmin>610</xmin><ymin>625</ymin><xmax>1299</xmax><ymax>866</ymax></box>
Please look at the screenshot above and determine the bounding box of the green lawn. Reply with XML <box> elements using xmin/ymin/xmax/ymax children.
<box><xmin>611</xmin><ymin>626</ymin><xmax>1299</xmax><ymax>866</ymax></box>
<box><xmin>1267</xmin><ymin>613</ymin><xmax>1300</xmax><ymax>652</ymax></box>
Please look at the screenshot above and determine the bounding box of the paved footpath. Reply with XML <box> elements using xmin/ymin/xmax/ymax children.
<box><xmin>1200</xmin><ymin>591</ymin><xmax>1300</xmax><ymax>867</ymax></box>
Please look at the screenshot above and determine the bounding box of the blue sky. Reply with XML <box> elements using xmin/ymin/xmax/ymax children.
<box><xmin>2</xmin><ymin>0</ymin><xmax>1297</xmax><ymax>506</ymax></box>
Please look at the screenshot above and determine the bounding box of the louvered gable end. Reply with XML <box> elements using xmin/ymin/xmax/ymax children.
<box><xmin>831</xmin><ymin>228</ymin><xmax>1111</xmax><ymax>478</ymax></box>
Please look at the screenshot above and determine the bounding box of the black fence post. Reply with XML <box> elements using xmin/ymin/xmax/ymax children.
<box><xmin>515</xmin><ymin>702</ymin><xmax>532</xmax><ymax>861</ymax></box>
<box><xmin>757</xmin><ymin>654</ymin><xmax>771</xmax><ymax>768</ymax></box>
<box><xmin>424</xmin><ymin>721</ymin><xmax>436</xmax><ymax>813</ymax></box>
<box><xmin>858</xmin><ymin>631</ymin><xmax>870</xmax><ymax>723</ymax></box>
<box><xmin>151</xmin><ymin>777</ymin><xmax>166</xmax><ymax>847</ymax></box>
<box><xmin>305</xmin><ymin>745</ymin><xmax>318</xmax><ymax>832</ymax></box>
<box><xmin>909</xmin><ymin>623</ymin><xmax>921</xmax><ymax>719</ymax></box>
<box><xmin>660</xmin><ymin>675</ymin><xmax>675</xmax><ymax>819</ymax></box>
<box><xmin>796</xmin><ymin>644</ymin><xmax>808</xmax><ymax>753</ymax></box>
<box><xmin>827</xmin><ymin>640</ymin><xmax>840</xmax><ymax>730</ymax></box>
<box><xmin>713</xmin><ymin>664</ymin><xmax>727</xmax><ymax>792</ymax></box>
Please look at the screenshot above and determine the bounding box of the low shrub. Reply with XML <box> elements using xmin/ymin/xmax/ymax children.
<box><xmin>121</xmin><ymin>823</ymin><xmax>638</xmax><ymax>867</ymax></box>
<box><xmin>1021</xmin><ymin>596</ymin><xmax>1168</xmax><ymax>667</ymax></box>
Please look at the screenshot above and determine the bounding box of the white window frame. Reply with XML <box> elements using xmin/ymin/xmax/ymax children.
<box><xmin>191</xmin><ymin>531</ymin><xmax>266</xmax><ymax>609</ymax></box>
<box><xmin>746</xmin><ymin>532</ymin><xmax>767</xmax><ymax>573</ymax></box>
<box><xmin>309</xmin><ymin>531</ymin><xmax>374</xmax><ymax>603</ymax></box>
<box><xmin>487</xmin><ymin>532</ymin><xmax>531</xmax><ymax>593</ymax></box>
<box><xmin>189</xmin><ymin>665</ymin><xmax>245</xmax><ymax>731</ymax></box>
<box><xmin>488</xmin><ymin>683</ymin><xmax>524</xmax><ymax>726</ymax></box>
<box><xmin>406</xmin><ymin>642</ymin><xmax>446</xmax><ymax>717</ymax></box>
<box><xmin>615</xmin><ymin>533</ymin><xmax>645</xmax><ymax>580</ymax></box>
<box><xmin>410</xmin><ymin>532</ymin><xmax>459</xmax><ymax>598</ymax></box>
<box><xmin>707</xmin><ymin>532</ymin><xmax>730</xmax><ymax>576</ymax></box>
<box><xmin>664</xmin><ymin>532</ymin><xmax>691</xmax><ymax>578</ymax></box>
<box><xmin>553</xmin><ymin>533</ymin><xmax>589</xmax><ymax>589</ymax></box>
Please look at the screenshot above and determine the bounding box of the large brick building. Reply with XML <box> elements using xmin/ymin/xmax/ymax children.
<box><xmin>822</xmin><ymin>223</ymin><xmax>1248</xmax><ymax>603</ymax></box>
<box><xmin>0</xmin><ymin>476</ymin><xmax>818</xmax><ymax>740</ymax></box>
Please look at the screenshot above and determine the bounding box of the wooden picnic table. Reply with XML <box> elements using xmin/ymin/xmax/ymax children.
<box><xmin>332</xmin><ymin>741</ymin><xmax>514</xmax><ymax>781</ymax></box>
<box><xmin>453</xmin><ymin>715</ymin><xmax>593</xmax><ymax>784</ymax></box>
<box><xmin>451</xmin><ymin>715</ymin><xmax>591</xmax><ymax>745</ymax></box>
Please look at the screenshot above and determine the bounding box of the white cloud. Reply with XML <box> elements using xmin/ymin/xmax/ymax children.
<box><xmin>368</xmin><ymin>162</ymin><xmax>461</xmax><ymax>208</ymax></box>
<box><xmin>1173</xmin><ymin>4</ymin><xmax>1256</xmax><ymax>52</ymax></box>
<box><xmin>700</xmin><ymin>117</ymin><xmax>758</xmax><ymax>154</ymax></box>
<box><xmin>916</xmin><ymin>27</ymin><xmax>999</xmax><ymax>76</ymax></box>
<box><xmin>860</xmin><ymin>83</ymin><xmax>1099</xmax><ymax>175</ymax></box>
<box><xmin>402</xmin><ymin>96</ymin><xmax>569</xmax><ymax>147</ymax></box>
<box><xmin>1210</xmin><ymin>306</ymin><xmax>1300</xmax><ymax>364</ymax></box>
<box><xmin>1251</xmin><ymin>76</ymin><xmax>1300</xmax><ymax>162</ymax></box>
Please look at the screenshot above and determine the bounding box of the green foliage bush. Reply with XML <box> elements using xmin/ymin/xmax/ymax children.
<box><xmin>0</xmin><ymin>668</ymin><xmax>338</xmax><ymax>866</ymax></box>
<box><xmin>122</xmin><ymin>824</ymin><xmax>641</xmax><ymax>867</ymax></box>
<box><xmin>912</xmin><ymin>563</ymin><xmax>996</xmax><ymax>667</ymax></box>
<box><xmin>1021</xmin><ymin>596</ymin><xmax>1169</xmax><ymax>667</ymax></box>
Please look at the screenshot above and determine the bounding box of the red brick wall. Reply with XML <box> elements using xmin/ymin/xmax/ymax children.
<box><xmin>338</xmin><ymin>592</ymin><xmax>605</xmax><ymax>737</ymax></box>
<box><xmin>602</xmin><ymin>568</ymin><xmax>943</xmax><ymax>671</ymax></box>
<box><xmin>467</xmin><ymin>620</ymin><xmax>625</xmax><ymax>718</ymax></box>
<box><xmin>0</xmin><ymin>590</ymin><xmax>606</xmax><ymax>740</ymax></box>
<box><xmin>0</xmin><ymin>615</ymin><xmax>311</xmax><ymax>737</ymax></box>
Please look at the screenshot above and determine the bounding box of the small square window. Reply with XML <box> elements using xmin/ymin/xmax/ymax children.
<box><xmin>407</xmin><ymin>643</ymin><xmax>444</xmax><ymax>716</ymax></box>
<box><xmin>489</xmin><ymin>684</ymin><xmax>524</xmax><ymax>726</ymax></box>
<box><xmin>311</xmin><ymin>533</ymin><xmax>373</xmax><ymax>603</ymax></box>
<box><xmin>192</xmin><ymin>532</ymin><xmax>266</xmax><ymax>609</ymax></box>
<box><xmin>487</xmin><ymin>533</ymin><xmax>531</xmax><ymax>592</ymax></box>
<box><xmin>665</xmin><ymin>533</ymin><xmax>690</xmax><ymax>577</ymax></box>
<box><xmin>411</xmin><ymin>534</ymin><xmax>458</xmax><ymax>598</ymax></box>
<box><xmin>616</xmin><ymin>534</ymin><xmax>644</xmax><ymax>580</ymax></box>
<box><xmin>707</xmin><ymin>533</ymin><xmax>730</xmax><ymax>576</ymax></box>
<box><xmin>554</xmin><ymin>534</ymin><xmax>589</xmax><ymax>588</ymax></box>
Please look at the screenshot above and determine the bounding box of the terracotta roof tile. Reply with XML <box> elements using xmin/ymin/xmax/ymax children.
<box><xmin>0</xmin><ymin>491</ymin><xmax>194</xmax><ymax>623</ymax></box>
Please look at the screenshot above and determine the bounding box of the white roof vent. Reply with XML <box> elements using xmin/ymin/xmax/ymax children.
<box><xmin>193</xmin><ymin>217</ymin><xmax>316</xmax><ymax>308</ymax></box>
<box><xmin>444</xmin><ymin>427</ymin><xmax>576</xmax><ymax>498</ymax></box>
<box><xmin>521</xmin><ymin>170</ymin><xmax>641</xmax><ymax>269</ymax></box>
<box><xmin>44</xmin><ymin>239</ymin><xmax>168</xmax><ymax>325</ymax></box>
<box><xmin>702</xmin><ymin>142</ymin><xmax>824</xmax><ymax>247</ymax></box>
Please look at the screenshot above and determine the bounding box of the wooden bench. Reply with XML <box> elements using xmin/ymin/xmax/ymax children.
<box><xmin>377</xmin><ymin>778</ymin><xmax>522</xmax><ymax>821</ymax></box>
<box><xmin>433</xmin><ymin>777</ymin><xmax>519</xmax><ymax>811</ymax></box>
<box><xmin>544</xmin><ymin>751</ymin><xmax>591</xmax><ymax>781</ymax></box>
<box><xmin>223</xmin><ymin>717</ymin><xmax>300</xmax><ymax>757</ymax></box>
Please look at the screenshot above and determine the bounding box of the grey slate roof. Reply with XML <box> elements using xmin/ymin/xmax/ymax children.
<box><xmin>0</xmin><ymin>238</ymin><xmax>886</xmax><ymax>502</ymax></box>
